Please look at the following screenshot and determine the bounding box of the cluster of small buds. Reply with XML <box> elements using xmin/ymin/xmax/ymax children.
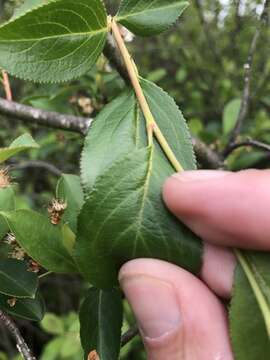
<box><xmin>28</xmin><ymin>260</ymin><xmax>41</xmax><ymax>273</ymax></box>
<box><xmin>10</xmin><ymin>246</ymin><xmax>26</xmax><ymax>261</ymax></box>
<box><xmin>0</xmin><ymin>167</ymin><xmax>11</xmax><ymax>189</ymax></box>
<box><xmin>48</xmin><ymin>198</ymin><xmax>67</xmax><ymax>225</ymax></box>
<box><xmin>88</xmin><ymin>350</ymin><xmax>100</xmax><ymax>360</ymax></box>
<box><xmin>4</xmin><ymin>232</ymin><xmax>16</xmax><ymax>246</ymax></box>
<box><xmin>7</xmin><ymin>297</ymin><xmax>17</xmax><ymax>308</ymax></box>
<box><xmin>70</xmin><ymin>95</ymin><xmax>94</xmax><ymax>115</ymax></box>
<box><xmin>4</xmin><ymin>232</ymin><xmax>26</xmax><ymax>260</ymax></box>
<box><xmin>4</xmin><ymin>233</ymin><xmax>41</xmax><ymax>273</ymax></box>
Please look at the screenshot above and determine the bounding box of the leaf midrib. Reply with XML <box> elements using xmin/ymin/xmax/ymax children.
<box><xmin>117</xmin><ymin>2</ymin><xmax>188</xmax><ymax>21</ymax></box>
<box><xmin>0</xmin><ymin>27</ymin><xmax>107</xmax><ymax>43</ymax></box>
<box><xmin>0</xmin><ymin>268</ymin><xmax>34</xmax><ymax>298</ymax></box>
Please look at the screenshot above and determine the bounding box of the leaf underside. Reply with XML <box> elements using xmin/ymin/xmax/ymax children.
<box><xmin>117</xmin><ymin>0</ymin><xmax>189</xmax><ymax>36</ymax></box>
<box><xmin>0</xmin><ymin>0</ymin><xmax>108</xmax><ymax>83</ymax></box>
<box><xmin>77</xmin><ymin>79</ymin><xmax>202</xmax><ymax>288</ymax></box>
<box><xmin>0</xmin><ymin>133</ymin><xmax>39</xmax><ymax>163</ymax></box>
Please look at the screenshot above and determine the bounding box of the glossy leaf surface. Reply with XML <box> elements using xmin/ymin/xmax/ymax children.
<box><xmin>79</xmin><ymin>287</ymin><xmax>123</xmax><ymax>360</ymax></box>
<box><xmin>0</xmin><ymin>0</ymin><xmax>108</xmax><ymax>83</ymax></box>
<box><xmin>230</xmin><ymin>252</ymin><xmax>270</xmax><ymax>359</ymax></box>
<box><xmin>1</xmin><ymin>210</ymin><xmax>77</xmax><ymax>273</ymax></box>
<box><xmin>0</xmin><ymin>292</ymin><xmax>45</xmax><ymax>321</ymax></box>
<box><xmin>0</xmin><ymin>134</ymin><xmax>39</xmax><ymax>163</ymax></box>
<box><xmin>117</xmin><ymin>0</ymin><xmax>189</xmax><ymax>36</ymax></box>
<box><xmin>0</xmin><ymin>259</ymin><xmax>38</xmax><ymax>298</ymax></box>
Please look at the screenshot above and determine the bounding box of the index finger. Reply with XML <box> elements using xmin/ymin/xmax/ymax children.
<box><xmin>163</xmin><ymin>169</ymin><xmax>270</xmax><ymax>250</ymax></box>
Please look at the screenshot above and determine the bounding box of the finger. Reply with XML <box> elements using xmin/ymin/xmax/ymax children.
<box><xmin>163</xmin><ymin>169</ymin><xmax>270</xmax><ymax>250</ymax></box>
<box><xmin>119</xmin><ymin>259</ymin><xmax>233</xmax><ymax>360</ymax></box>
<box><xmin>202</xmin><ymin>242</ymin><xmax>236</xmax><ymax>299</ymax></box>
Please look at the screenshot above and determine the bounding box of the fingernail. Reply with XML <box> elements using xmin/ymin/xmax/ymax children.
<box><xmin>172</xmin><ymin>170</ymin><xmax>230</xmax><ymax>183</ymax></box>
<box><xmin>120</xmin><ymin>275</ymin><xmax>181</xmax><ymax>339</ymax></box>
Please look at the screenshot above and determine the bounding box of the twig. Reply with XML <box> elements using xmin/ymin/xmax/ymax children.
<box><xmin>0</xmin><ymin>97</ymin><xmax>91</xmax><ymax>135</ymax></box>
<box><xmin>192</xmin><ymin>137</ymin><xmax>223</xmax><ymax>169</ymax></box>
<box><xmin>103</xmin><ymin>38</ymin><xmax>129</xmax><ymax>84</ymax></box>
<box><xmin>224</xmin><ymin>138</ymin><xmax>270</xmax><ymax>157</ymax></box>
<box><xmin>9</xmin><ymin>160</ymin><xmax>62</xmax><ymax>177</ymax></box>
<box><xmin>227</xmin><ymin>0</ymin><xmax>270</xmax><ymax>149</ymax></box>
<box><xmin>1</xmin><ymin>70</ymin><xmax>12</xmax><ymax>101</ymax></box>
<box><xmin>0</xmin><ymin>310</ymin><xmax>36</xmax><ymax>360</ymax></box>
<box><xmin>121</xmin><ymin>325</ymin><xmax>139</xmax><ymax>347</ymax></box>
<box><xmin>193</xmin><ymin>0</ymin><xmax>221</xmax><ymax>65</ymax></box>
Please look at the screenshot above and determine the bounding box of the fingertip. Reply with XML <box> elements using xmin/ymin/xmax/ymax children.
<box><xmin>201</xmin><ymin>243</ymin><xmax>236</xmax><ymax>299</ymax></box>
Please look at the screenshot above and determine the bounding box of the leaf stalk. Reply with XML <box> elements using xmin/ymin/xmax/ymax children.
<box><xmin>110</xmin><ymin>17</ymin><xmax>183</xmax><ymax>172</ymax></box>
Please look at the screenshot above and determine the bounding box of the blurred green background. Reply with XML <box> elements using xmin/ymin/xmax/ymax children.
<box><xmin>0</xmin><ymin>0</ymin><xmax>269</xmax><ymax>358</ymax></box>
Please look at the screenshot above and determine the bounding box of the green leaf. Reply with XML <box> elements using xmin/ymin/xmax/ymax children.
<box><xmin>76</xmin><ymin>148</ymin><xmax>201</xmax><ymax>288</ymax></box>
<box><xmin>0</xmin><ymin>0</ymin><xmax>108</xmax><ymax>83</ymax></box>
<box><xmin>0</xmin><ymin>292</ymin><xmax>45</xmax><ymax>321</ymax></box>
<box><xmin>0</xmin><ymin>259</ymin><xmax>38</xmax><ymax>298</ymax></box>
<box><xmin>41</xmin><ymin>313</ymin><xmax>65</xmax><ymax>335</ymax></box>
<box><xmin>142</xmin><ymin>79</ymin><xmax>196</xmax><ymax>170</ymax></box>
<box><xmin>78</xmin><ymin>80</ymin><xmax>200</xmax><ymax>287</ymax></box>
<box><xmin>117</xmin><ymin>0</ymin><xmax>189</xmax><ymax>36</ymax></box>
<box><xmin>0</xmin><ymin>187</ymin><xmax>15</xmax><ymax>239</ymax></box>
<box><xmin>80</xmin><ymin>89</ymin><xmax>140</xmax><ymax>193</ymax></box>
<box><xmin>79</xmin><ymin>288</ymin><xmax>123</xmax><ymax>360</ymax></box>
<box><xmin>1</xmin><ymin>210</ymin><xmax>78</xmax><ymax>273</ymax></box>
<box><xmin>230</xmin><ymin>252</ymin><xmax>270</xmax><ymax>359</ymax></box>
<box><xmin>222</xmin><ymin>98</ymin><xmax>241</xmax><ymax>135</ymax></box>
<box><xmin>56</xmin><ymin>174</ymin><xmax>84</xmax><ymax>233</ymax></box>
<box><xmin>81</xmin><ymin>79</ymin><xmax>196</xmax><ymax>193</ymax></box>
<box><xmin>0</xmin><ymin>134</ymin><xmax>39</xmax><ymax>163</ymax></box>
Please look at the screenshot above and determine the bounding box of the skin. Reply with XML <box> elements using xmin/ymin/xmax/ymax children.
<box><xmin>119</xmin><ymin>169</ymin><xmax>270</xmax><ymax>360</ymax></box>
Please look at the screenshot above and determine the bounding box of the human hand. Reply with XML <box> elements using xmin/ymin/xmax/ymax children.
<box><xmin>119</xmin><ymin>170</ymin><xmax>270</xmax><ymax>360</ymax></box>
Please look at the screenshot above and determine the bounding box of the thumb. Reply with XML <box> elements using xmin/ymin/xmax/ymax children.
<box><xmin>119</xmin><ymin>259</ymin><xmax>233</xmax><ymax>360</ymax></box>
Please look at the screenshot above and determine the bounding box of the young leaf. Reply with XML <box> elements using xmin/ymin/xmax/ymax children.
<box><xmin>81</xmin><ymin>79</ymin><xmax>196</xmax><ymax>193</ymax></box>
<box><xmin>76</xmin><ymin>148</ymin><xmax>201</xmax><ymax>288</ymax></box>
<box><xmin>1</xmin><ymin>209</ymin><xmax>78</xmax><ymax>273</ymax></box>
<box><xmin>0</xmin><ymin>133</ymin><xmax>39</xmax><ymax>163</ymax></box>
<box><xmin>79</xmin><ymin>287</ymin><xmax>123</xmax><ymax>360</ymax></box>
<box><xmin>0</xmin><ymin>292</ymin><xmax>45</xmax><ymax>321</ymax></box>
<box><xmin>0</xmin><ymin>0</ymin><xmax>108</xmax><ymax>83</ymax></box>
<box><xmin>117</xmin><ymin>0</ymin><xmax>189</xmax><ymax>36</ymax></box>
<box><xmin>56</xmin><ymin>174</ymin><xmax>84</xmax><ymax>233</ymax></box>
<box><xmin>0</xmin><ymin>259</ymin><xmax>38</xmax><ymax>298</ymax></box>
<box><xmin>41</xmin><ymin>313</ymin><xmax>65</xmax><ymax>335</ymax></box>
<box><xmin>0</xmin><ymin>187</ymin><xmax>15</xmax><ymax>239</ymax></box>
<box><xmin>230</xmin><ymin>252</ymin><xmax>270</xmax><ymax>359</ymax></box>
<box><xmin>223</xmin><ymin>98</ymin><xmax>241</xmax><ymax>135</ymax></box>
